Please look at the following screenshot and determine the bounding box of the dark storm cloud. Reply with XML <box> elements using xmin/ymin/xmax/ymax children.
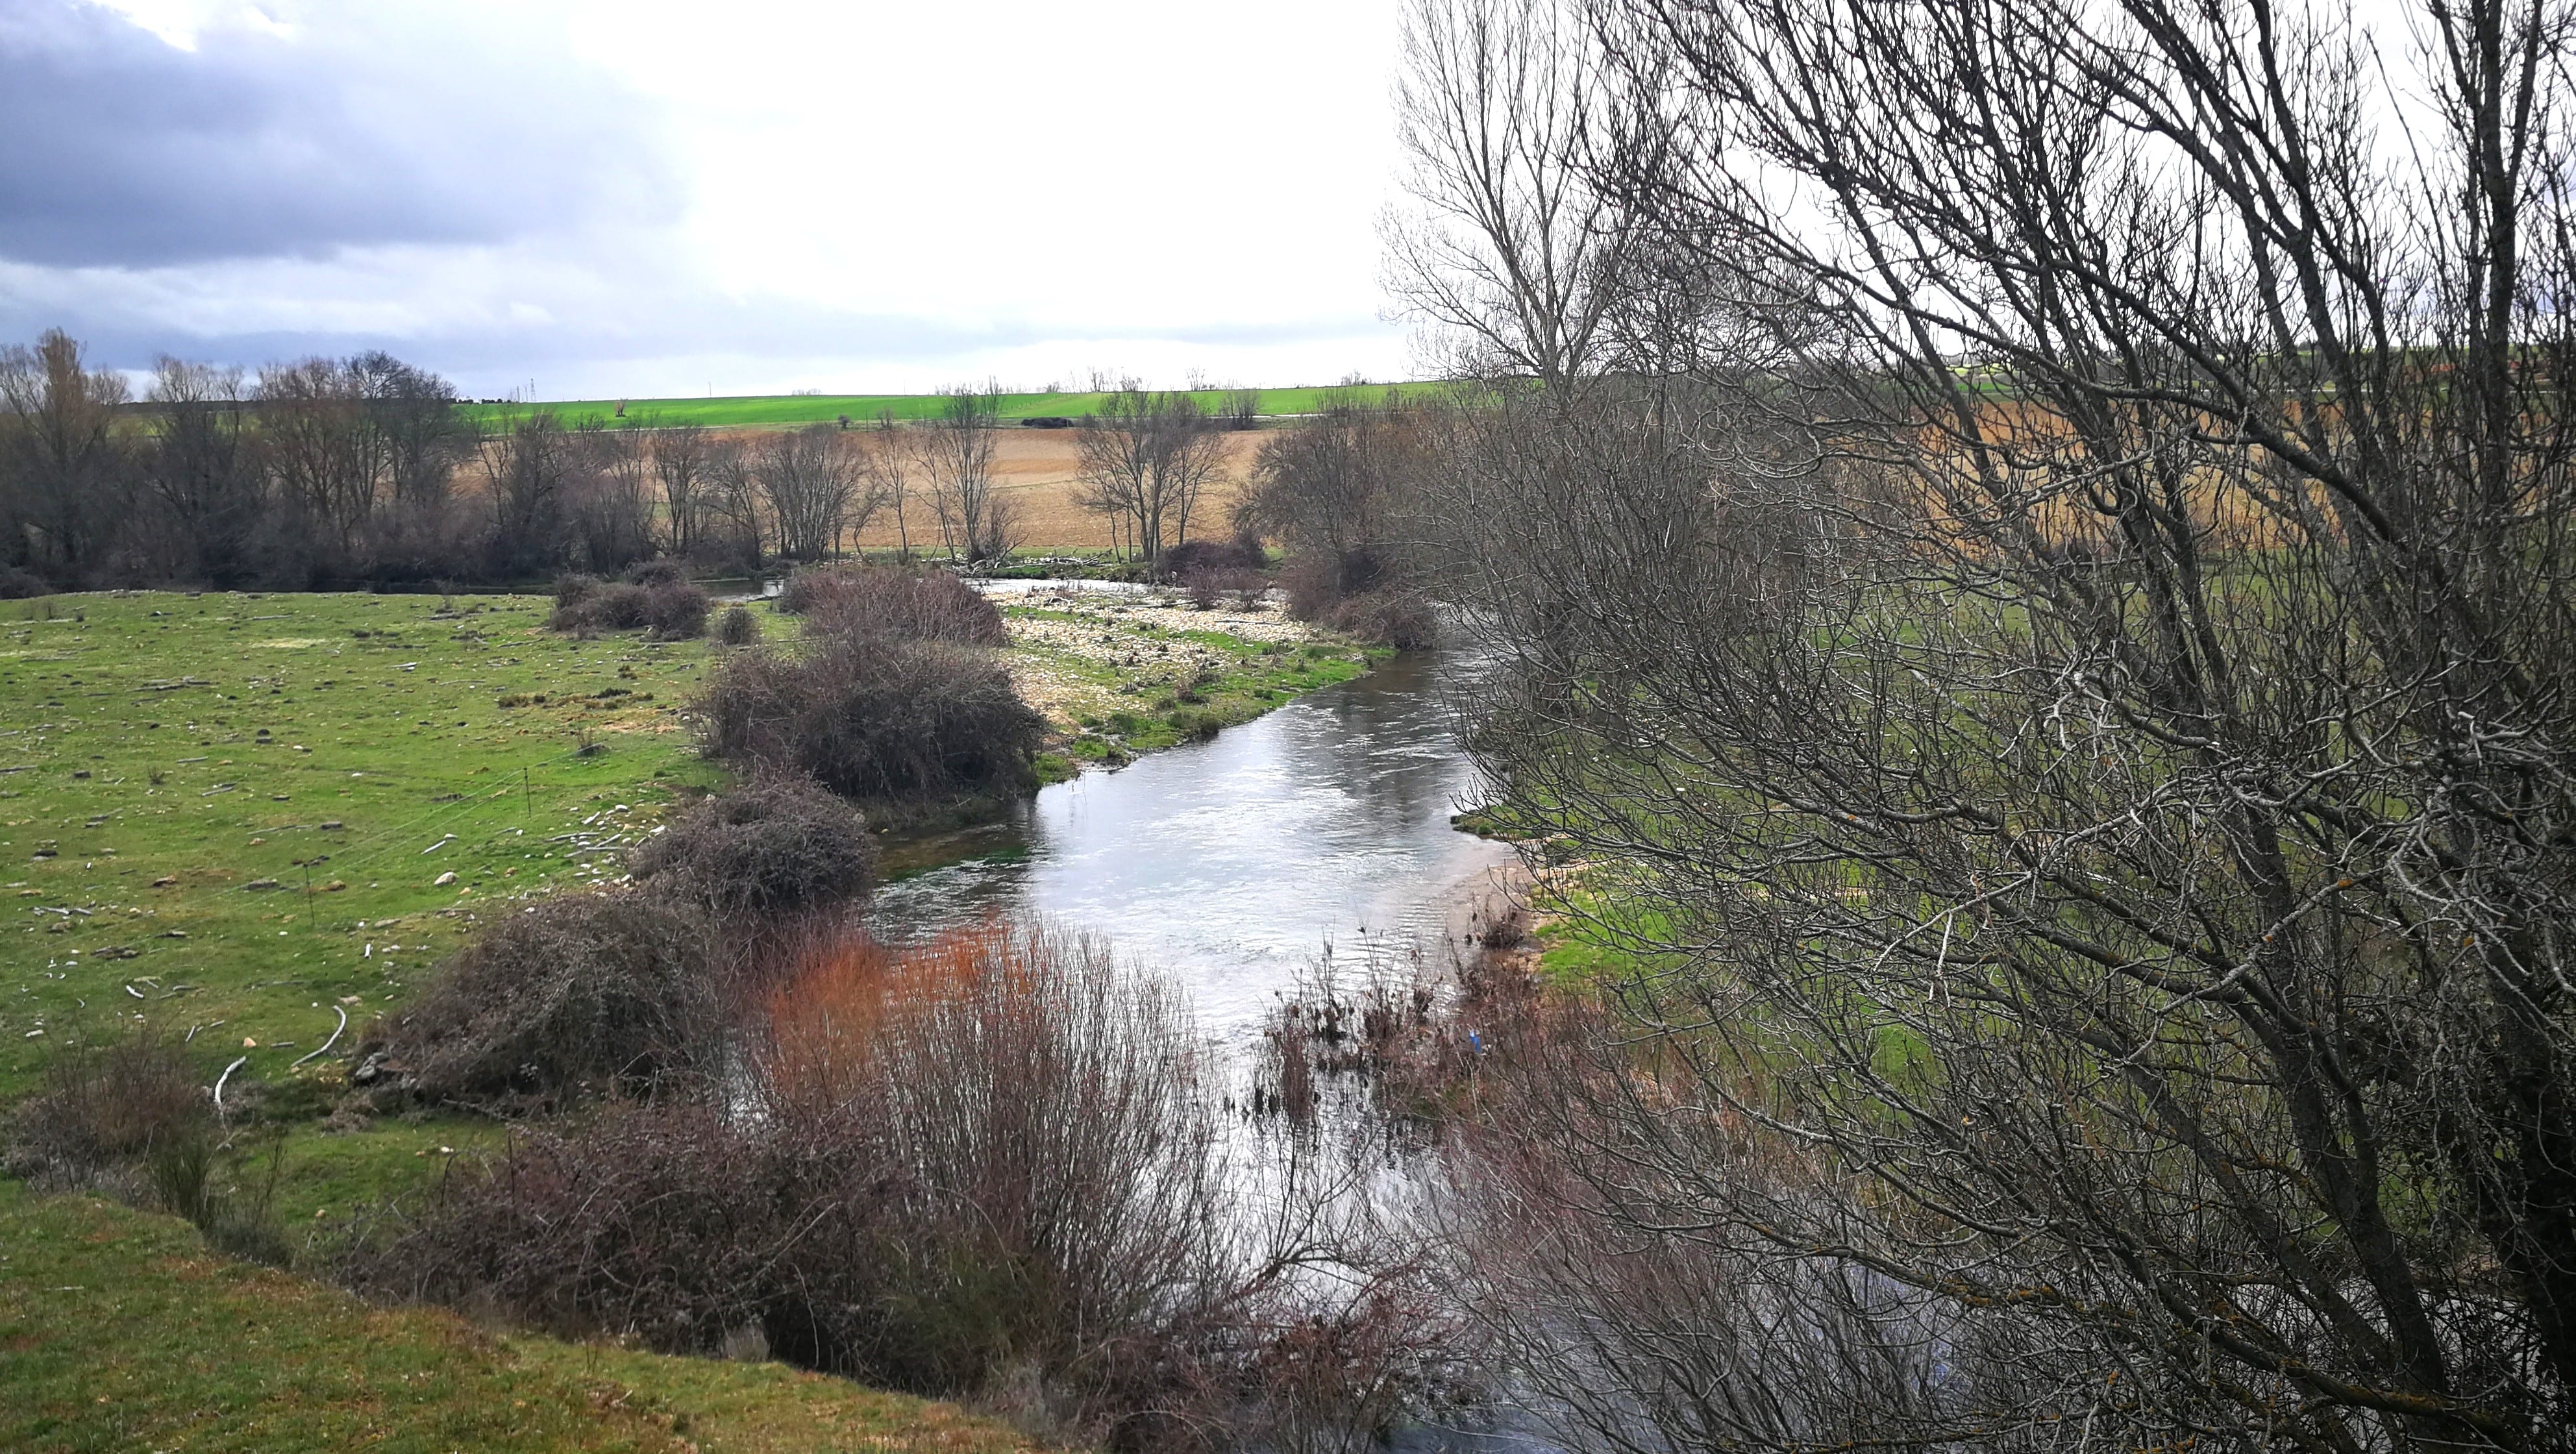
<box><xmin>0</xmin><ymin>3</ymin><xmax>676</xmax><ymax>268</ymax></box>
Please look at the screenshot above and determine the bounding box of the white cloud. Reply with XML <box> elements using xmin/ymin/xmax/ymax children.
<box><xmin>0</xmin><ymin>0</ymin><xmax>1417</xmax><ymax>395</ymax></box>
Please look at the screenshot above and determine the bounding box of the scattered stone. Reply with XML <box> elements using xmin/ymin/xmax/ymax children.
<box><xmin>433</xmin><ymin>870</ymin><xmax>456</xmax><ymax>887</ymax></box>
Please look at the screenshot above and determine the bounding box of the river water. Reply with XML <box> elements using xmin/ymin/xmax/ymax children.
<box><xmin>867</xmin><ymin>648</ymin><xmax>1517</xmax><ymax>1044</ymax></box>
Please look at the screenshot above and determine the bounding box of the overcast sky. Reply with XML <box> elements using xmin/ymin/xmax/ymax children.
<box><xmin>0</xmin><ymin>0</ymin><xmax>1418</xmax><ymax>398</ymax></box>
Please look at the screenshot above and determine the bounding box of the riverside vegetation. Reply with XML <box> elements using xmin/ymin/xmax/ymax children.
<box><xmin>0</xmin><ymin>571</ymin><xmax>1384</xmax><ymax>1450</ymax></box>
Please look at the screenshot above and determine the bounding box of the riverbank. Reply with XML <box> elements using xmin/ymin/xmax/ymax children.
<box><xmin>0</xmin><ymin>587</ymin><xmax>1365</xmax><ymax>1098</ymax></box>
<box><xmin>0</xmin><ymin>585</ymin><xmax>1376</xmax><ymax>1450</ymax></box>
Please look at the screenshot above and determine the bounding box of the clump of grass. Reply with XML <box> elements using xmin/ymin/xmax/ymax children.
<box><xmin>5</xmin><ymin>1020</ymin><xmax>205</xmax><ymax>1189</ymax></box>
<box><xmin>6</xmin><ymin>1023</ymin><xmax>291</xmax><ymax>1264</ymax></box>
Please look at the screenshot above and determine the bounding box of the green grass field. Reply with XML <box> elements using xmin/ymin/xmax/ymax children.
<box><xmin>0</xmin><ymin>1181</ymin><xmax>1043</xmax><ymax>1454</ymax></box>
<box><xmin>462</xmin><ymin>382</ymin><xmax>1455</xmax><ymax>432</ymax></box>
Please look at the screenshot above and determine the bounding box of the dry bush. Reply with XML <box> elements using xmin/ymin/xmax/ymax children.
<box><xmin>345</xmin><ymin>919</ymin><xmax>1468</xmax><ymax>1451</ymax></box>
<box><xmin>340</xmin><ymin>1100</ymin><xmax>817</xmax><ymax>1351</ymax></box>
<box><xmin>628</xmin><ymin>774</ymin><xmax>875</xmax><ymax>919</ymax></box>
<box><xmin>548</xmin><ymin>578</ymin><xmax>648</xmax><ymax>632</ymax></box>
<box><xmin>1322</xmin><ymin>589</ymin><xmax>1436</xmax><ymax>649</ymax></box>
<box><xmin>359</xmin><ymin>890</ymin><xmax>717</xmax><ymax>1106</ymax></box>
<box><xmin>547</xmin><ymin>571</ymin><xmax>706</xmax><ymax>638</ymax></box>
<box><xmin>1253</xmin><ymin>924</ymin><xmax>1542</xmax><ymax>1132</ymax></box>
<box><xmin>777</xmin><ymin>562</ymin><xmax>1006</xmax><ymax>646</ymax></box>
<box><xmin>717</xmin><ymin>603</ymin><xmax>760</xmax><ymax>646</ymax></box>
<box><xmin>694</xmin><ymin>636</ymin><xmax>1044</xmax><ymax>805</ymax></box>
<box><xmin>640</xmin><ymin>580</ymin><xmax>709</xmax><ymax>639</ymax></box>
<box><xmin>1161</xmin><ymin>537</ymin><xmax>1266</xmax><ymax>576</ymax></box>
<box><xmin>761</xmin><ymin>922</ymin><xmax>1233</xmax><ymax>1414</ymax></box>
<box><xmin>5</xmin><ymin>1021</ymin><xmax>206</xmax><ymax>1188</ymax></box>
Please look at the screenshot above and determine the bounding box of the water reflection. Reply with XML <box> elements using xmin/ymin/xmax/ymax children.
<box><xmin>867</xmin><ymin>650</ymin><xmax>1515</xmax><ymax>1042</ymax></box>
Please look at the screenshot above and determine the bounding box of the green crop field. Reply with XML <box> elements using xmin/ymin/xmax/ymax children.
<box><xmin>461</xmin><ymin>381</ymin><xmax>1457</xmax><ymax>432</ymax></box>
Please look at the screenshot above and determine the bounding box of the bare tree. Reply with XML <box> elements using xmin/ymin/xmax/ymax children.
<box><xmin>256</xmin><ymin>358</ymin><xmax>390</xmax><ymax>546</ymax></box>
<box><xmin>1237</xmin><ymin>390</ymin><xmax>1436</xmax><ymax>608</ymax></box>
<box><xmin>915</xmin><ymin>387</ymin><xmax>1013</xmax><ymax>563</ymax></box>
<box><xmin>0</xmin><ymin>330</ymin><xmax>130</xmax><ymax>582</ymax></box>
<box><xmin>565</xmin><ymin>420</ymin><xmax>656</xmax><ymax>572</ymax></box>
<box><xmin>1427</xmin><ymin>0</ymin><xmax>2576</xmax><ymax>1447</ymax></box>
<box><xmin>1076</xmin><ymin>389</ymin><xmax>1233</xmax><ymax>571</ymax></box>
<box><xmin>860</xmin><ymin>411</ymin><xmax>914</xmax><ymax>561</ymax></box>
<box><xmin>478</xmin><ymin>412</ymin><xmax>575</xmax><ymax>578</ymax></box>
<box><xmin>1384</xmin><ymin>0</ymin><xmax>1629</xmax><ymax>386</ymax></box>
<box><xmin>700</xmin><ymin>436</ymin><xmax>765</xmax><ymax>571</ymax></box>
<box><xmin>140</xmin><ymin>360</ymin><xmax>260</xmax><ymax>584</ymax></box>
<box><xmin>649</xmin><ymin>422</ymin><xmax>712</xmax><ymax>560</ymax></box>
<box><xmin>351</xmin><ymin>351</ymin><xmax>469</xmax><ymax>509</ymax></box>
<box><xmin>756</xmin><ymin>425</ymin><xmax>880</xmax><ymax>562</ymax></box>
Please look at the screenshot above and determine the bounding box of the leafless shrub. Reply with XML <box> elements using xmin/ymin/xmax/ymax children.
<box><xmin>340</xmin><ymin>1100</ymin><xmax>811</xmax><ymax>1350</ymax></box>
<box><xmin>716</xmin><ymin>603</ymin><xmax>760</xmax><ymax>646</ymax></box>
<box><xmin>1161</xmin><ymin>538</ymin><xmax>1265</xmax><ymax>576</ymax></box>
<box><xmin>343</xmin><ymin>919</ymin><xmax>1474</xmax><ymax>1451</ymax></box>
<box><xmin>776</xmin><ymin>563</ymin><xmax>1006</xmax><ymax>646</ymax></box>
<box><xmin>695</xmin><ymin>635</ymin><xmax>1043</xmax><ymax>805</ymax></box>
<box><xmin>624</xmin><ymin>558</ymin><xmax>689</xmax><ymax>589</ymax></box>
<box><xmin>1321</xmin><ymin>589</ymin><xmax>1436</xmax><ymax>649</ymax></box>
<box><xmin>358</xmin><ymin>891</ymin><xmax>717</xmax><ymax>1107</ymax></box>
<box><xmin>547</xmin><ymin>577</ymin><xmax>647</xmax><ymax>632</ymax></box>
<box><xmin>639</xmin><ymin>580</ymin><xmax>709</xmax><ymax>639</ymax></box>
<box><xmin>628</xmin><ymin>774</ymin><xmax>875</xmax><ymax>920</ymax></box>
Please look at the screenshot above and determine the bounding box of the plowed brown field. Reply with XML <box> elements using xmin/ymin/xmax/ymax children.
<box><xmin>845</xmin><ymin>427</ymin><xmax>1267</xmax><ymax>550</ymax></box>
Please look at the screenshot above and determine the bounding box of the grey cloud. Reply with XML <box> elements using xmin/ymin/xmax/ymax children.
<box><xmin>0</xmin><ymin>3</ymin><xmax>676</xmax><ymax>267</ymax></box>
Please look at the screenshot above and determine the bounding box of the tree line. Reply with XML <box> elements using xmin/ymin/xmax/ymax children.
<box><xmin>0</xmin><ymin>341</ymin><xmax>1222</xmax><ymax>593</ymax></box>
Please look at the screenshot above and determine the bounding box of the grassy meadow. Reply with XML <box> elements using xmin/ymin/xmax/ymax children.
<box><xmin>0</xmin><ymin>1180</ymin><xmax>1044</xmax><ymax>1454</ymax></box>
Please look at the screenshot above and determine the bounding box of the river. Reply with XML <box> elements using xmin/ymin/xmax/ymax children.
<box><xmin>867</xmin><ymin>647</ymin><xmax>1517</xmax><ymax>1044</ymax></box>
